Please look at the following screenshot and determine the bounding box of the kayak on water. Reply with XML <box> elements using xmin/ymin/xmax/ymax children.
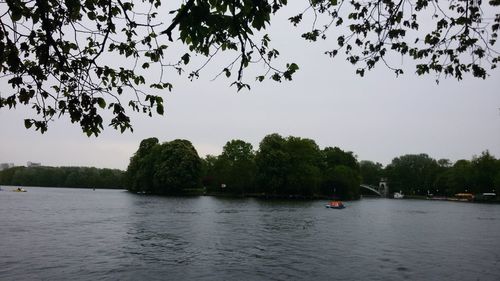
<box><xmin>325</xmin><ymin>201</ymin><xmax>345</xmax><ymax>209</ymax></box>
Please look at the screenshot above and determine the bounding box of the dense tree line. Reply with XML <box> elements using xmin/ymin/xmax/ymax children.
<box><xmin>125</xmin><ymin>138</ymin><xmax>202</xmax><ymax>195</ymax></box>
<box><xmin>154</xmin><ymin>133</ymin><xmax>361</xmax><ymax>199</ymax></box>
<box><xmin>3</xmin><ymin>136</ymin><xmax>497</xmax><ymax>198</ymax></box>
<box><xmin>361</xmin><ymin>152</ymin><xmax>500</xmax><ymax>197</ymax></box>
<box><xmin>125</xmin><ymin>134</ymin><xmax>361</xmax><ymax>199</ymax></box>
<box><xmin>0</xmin><ymin>166</ymin><xmax>124</xmax><ymax>189</ymax></box>
<box><xmin>126</xmin><ymin>135</ymin><xmax>500</xmax><ymax>199</ymax></box>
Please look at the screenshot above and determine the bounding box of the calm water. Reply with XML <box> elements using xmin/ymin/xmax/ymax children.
<box><xmin>1</xmin><ymin>187</ymin><xmax>499</xmax><ymax>280</ymax></box>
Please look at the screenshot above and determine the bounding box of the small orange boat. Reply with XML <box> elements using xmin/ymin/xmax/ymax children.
<box><xmin>325</xmin><ymin>201</ymin><xmax>345</xmax><ymax>209</ymax></box>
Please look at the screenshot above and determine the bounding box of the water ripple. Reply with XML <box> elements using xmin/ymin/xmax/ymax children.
<box><xmin>1</xmin><ymin>188</ymin><xmax>500</xmax><ymax>280</ymax></box>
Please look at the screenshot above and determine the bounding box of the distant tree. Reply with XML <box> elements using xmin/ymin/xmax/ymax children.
<box><xmin>0</xmin><ymin>166</ymin><xmax>20</xmax><ymax>184</ymax></box>
<box><xmin>97</xmin><ymin>168</ymin><xmax>124</xmax><ymax>188</ymax></box>
<box><xmin>0</xmin><ymin>166</ymin><xmax>124</xmax><ymax>188</ymax></box>
<box><xmin>150</xmin><ymin>139</ymin><xmax>202</xmax><ymax>194</ymax></box>
<box><xmin>433</xmin><ymin>168</ymin><xmax>452</xmax><ymax>196</ymax></box>
<box><xmin>211</xmin><ymin>139</ymin><xmax>257</xmax><ymax>194</ymax></box>
<box><xmin>386</xmin><ymin>153</ymin><xmax>440</xmax><ymax>195</ymax></box>
<box><xmin>470</xmin><ymin>151</ymin><xmax>499</xmax><ymax>193</ymax></box>
<box><xmin>1</xmin><ymin>0</ymin><xmax>498</xmax><ymax>135</ymax></box>
<box><xmin>255</xmin><ymin>134</ymin><xmax>323</xmax><ymax>196</ymax></box>
<box><xmin>255</xmin><ymin>133</ymin><xmax>290</xmax><ymax>195</ymax></box>
<box><xmin>437</xmin><ymin>159</ymin><xmax>452</xmax><ymax>168</ymax></box>
<box><xmin>447</xmin><ymin>159</ymin><xmax>474</xmax><ymax>194</ymax></box>
<box><xmin>322</xmin><ymin>165</ymin><xmax>361</xmax><ymax>200</ymax></box>
<box><xmin>283</xmin><ymin>136</ymin><xmax>322</xmax><ymax>196</ymax></box>
<box><xmin>320</xmin><ymin>147</ymin><xmax>360</xmax><ymax>199</ymax></box>
<box><xmin>359</xmin><ymin>160</ymin><xmax>384</xmax><ymax>186</ymax></box>
<box><xmin>125</xmin><ymin>137</ymin><xmax>159</xmax><ymax>193</ymax></box>
<box><xmin>255</xmin><ymin>133</ymin><xmax>360</xmax><ymax>198</ymax></box>
<box><xmin>432</xmin><ymin>158</ymin><xmax>452</xmax><ymax>195</ymax></box>
<box><xmin>322</xmin><ymin>147</ymin><xmax>359</xmax><ymax>171</ymax></box>
<box><xmin>201</xmin><ymin>155</ymin><xmax>218</xmax><ymax>191</ymax></box>
<box><xmin>64</xmin><ymin>168</ymin><xmax>82</xmax><ymax>188</ymax></box>
<box><xmin>494</xmin><ymin>171</ymin><xmax>500</xmax><ymax>192</ymax></box>
<box><xmin>200</xmin><ymin>155</ymin><xmax>217</xmax><ymax>191</ymax></box>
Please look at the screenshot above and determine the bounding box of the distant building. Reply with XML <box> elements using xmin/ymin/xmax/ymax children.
<box><xmin>27</xmin><ymin>161</ymin><xmax>41</xmax><ymax>167</ymax></box>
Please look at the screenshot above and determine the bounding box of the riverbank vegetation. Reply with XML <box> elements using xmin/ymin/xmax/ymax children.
<box><xmin>125</xmin><ymin>138</ymin><xmax>202</xmax><ymax>195</ymax></box>
<box><xmin>2</xmin><ymin>135</ymin><xmax>498</xmax><ymax>199</ymax></box>
<box><xmin>126</xmin><ymin>134</ymin><xmax>499</xmax><ymax>200</ymax></box>
<box><xmin>384</xmin><ymin>151</ymin><xmax>500</xmax><ymax>197</ymax></box>
<box><xmin>201</xmin><ymin>134</ymin><xmax>361</xmax><ymax>199</ymax></box>
<box><xmin>126</xmin><ymin>134</ymin><xmax>360</xmax><ymax>199</ymax></box>
<box><xmin>0</xmin><ymin>166</ymin><xmax>124</xmax><ymax>189</ymax></box>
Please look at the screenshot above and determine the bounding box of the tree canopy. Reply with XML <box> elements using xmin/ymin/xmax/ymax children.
<box><xmin>202</xmin><ymin>139</ymin><xmax>257</xmax><ymax>194</ymax></box>
<box><xmin>0</xmin><ymin>165</ymin><xmax>124</xmax><ymax>188</ymax></box>
<box><xmin>2</xmin><ymin>135</ymin><xmax>497</xmax><ymax>198</ymax></box>
<box><xmin>359</xmin><ymin>160</ymin><xmax>384</xmax><ymax>186</ymax></box>
<box><xmin>125</xmin><ymin>138</ymin><xmax>202</xmax><ymax>194</ymax></box>
<box><xmin>385</xmin><ymin>151</ymin><xmax>500</xmax><ymax>196</ymax></box>
<box><xmin>201</xmin><ymin>133</ymin><xmax>361</xmax><ymax>199</ymax></box>
<box><xmin>1</xmin><ymin>0</ymin><xmax>498</xmax><ymax>135</ymax></box>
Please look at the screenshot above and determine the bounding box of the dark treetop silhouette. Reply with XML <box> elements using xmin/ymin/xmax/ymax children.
<box><xmin>1</xmin><ymin>0</ymin><xmax>498</xmax><ymax>135</ymax></box>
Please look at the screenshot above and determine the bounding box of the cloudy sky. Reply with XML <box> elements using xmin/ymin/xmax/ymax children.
<box><xmin>1</xmin><ymin>3</ymin><xmax>499</xmax><ymax>170</ymax></box>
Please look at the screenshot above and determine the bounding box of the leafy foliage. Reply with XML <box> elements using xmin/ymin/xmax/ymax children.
<box><xmin>125</xmin><ymin>138</ymin><xmax>202</xmax><ymax>194</ymax></box>
<box><xmin>0</xmin><ymin>166</ymin><xmax>124</xmax><ymax>188</ymax></box>
<box><xmin>204</xmin><ymin>139</ymin><xmax>257</xmax><ymax>194</ymax></box>
<box><xmin>359</xmin><ymin>160</ymin><xmax>384</xmax><ymax>186</ymax></box>
<box><xmin>125</xmin><ymin>137</ymin><xmax>159</xmax><ymax>193</ymax></box>
<box><xmin>385</xmin><ymin>153</ymin><xmax>440</xmax><ymax>194</ymax></box>
<box><xmin>254</xmin><ymin>133</ymin><xmax>291</xmax><ymax>195</ymax></box>
<box><xmin>320</xmin><ymin>147</ymin><xmax>360</xmax><ymax>198</ymax></box>
<box><xmin>321</xmin><ymin>164</ymin><xmax>361</xmax><ymax>199</ymax></box>
<box><xmin>252</xmin><ymin>133</ymin><xmax>360</xmax><ymax>199</ymax></box>
<box><xmin>151</xmin><ymin>139</ymin><xmax>202</xmax><ymax>194</ymax></box>
<box><xmin>1</xmin><ymin>0</ymin><xmax>498</xmax><ymax>135</ymax></box>
<box><xmin>385</xmin><ymin>151</ymin><xmax>500</xmax><ymax>196</ymax></box>
<box><xmin>307</xmin><ymin>0</ymin><xmax>500</xmax><ymax>80</ymax></box>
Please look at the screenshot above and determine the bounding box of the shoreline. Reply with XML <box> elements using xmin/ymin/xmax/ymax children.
<box><xmin>3</xmin><ymin>185</ymin><xmax>499</xmax><ymax>204</ymax></box>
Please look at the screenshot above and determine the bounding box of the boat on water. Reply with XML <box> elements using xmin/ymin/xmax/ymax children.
<box><xmin>325</xmin><ymin>201</ymin><xmax>345</xmax><ymax>209</ymax></box>
<box><xmin>393</xmin><ymin>191</ymin><xmax>404</xmax><ymax>199</ymax></box>
<box><xmin>12</xmin><ymin>187</ymin><xmax>27</xmax><ymax>192</ymax></box>
<box><xmin>475</xmin><ymin>193</ymin><xmax>497</xmax><ymax>202</ymax></box>
<box><xmin>454</xmin><ymin>193</ymin><xmax>474</xmax><ymax>202</ymax></box>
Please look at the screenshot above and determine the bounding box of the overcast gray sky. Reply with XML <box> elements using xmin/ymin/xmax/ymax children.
<box><xmin>1</xmin><ymin>3</ymin><xmax>499</xmax><ymax>170</ymax></box>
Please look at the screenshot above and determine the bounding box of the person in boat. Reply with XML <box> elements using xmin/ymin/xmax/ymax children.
<box><xmin>17</xmin><ymin>187</ymin><xmax>22</xmax><ymax>192</ymax></box>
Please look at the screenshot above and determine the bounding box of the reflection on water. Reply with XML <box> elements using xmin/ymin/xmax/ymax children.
<box><xmin>1</xmin><ymin>187</ymin><xmax>500</xmax><ymax>280</ymax></box>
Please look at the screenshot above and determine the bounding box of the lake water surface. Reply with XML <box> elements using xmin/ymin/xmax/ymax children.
<box><xmin>1</xmin><ymin>187</ymin><xmax>499</xmax><ymax>280</ymax></box>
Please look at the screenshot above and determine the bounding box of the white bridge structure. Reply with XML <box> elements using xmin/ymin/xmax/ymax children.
<box><xmin>360</xmin><ymin>179</ymin><xmax>389</xmax><ymax>197</ymax></box>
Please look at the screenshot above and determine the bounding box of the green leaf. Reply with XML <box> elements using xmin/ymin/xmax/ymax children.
<box><xmin>288</xmin><ymin>63</ymin><xmax>299</xmax><ymax>72</ymax></box>
<box><xmin>24</xmin><ymin>119</ymin><xmax>32</xmax><ymax>129</ymax></box>
<box><xmin>181</xmin><ymin>53</ymin><xmax>190</xmax><ymax>64</ymax></box>
<box><xmin>87</xmin><ymin>11</ymin><xmax>96</xmax><ymax>20</ymax></box>
<box><xmin>156</xmin><ymin>103</ymin><xmax>164</xmax><ymax>115</ymax></box>
<box><xmin>11</xmin><ymin>10</ymin><xmax>22</xmax><ymax>21</ymax></box>
<box><xmin>97</xmin><ymin>98</ymin><xmax>106</xmax><ymax>109</ymax></box>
